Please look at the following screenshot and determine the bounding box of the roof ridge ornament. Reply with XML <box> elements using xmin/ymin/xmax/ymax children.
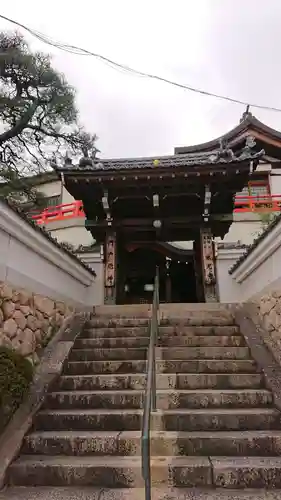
<box><xmin>79</xmin><ymin>146</ymin><xmax>93</xmax><ymax>168</ymax></box>
<box><xmin>238</xmin><ymin>135</ymin><xmax>265</xmax><ymax>161</ymax></box>
<box><xmin>64</xmin><ymin>151</ymin><xmax>72</xmax><ymax>166</ymax></box>
<box><xmin>240</xmin><ymin>104</ymin><xmax>253</xmax><ymax>123</ymax></box>
<box><xmin>208</xmin><ymin>139</ymin><xmax>236</xmax><ymax>163</ymax></box>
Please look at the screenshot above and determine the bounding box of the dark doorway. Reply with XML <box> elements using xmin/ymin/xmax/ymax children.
<box><xmin>121</xmin><ymin>247</ymin><xmax>166</xmax><ymax>304</ymax></box>
<box><xmin>169</xmin><ymin>260</ymin><xmax>198</xmax><ymax>303</ymax></box>
<box><xmin>118</xmin><ymin>245</ymin><xmax>198</xmax><ymax>304</ymax></box>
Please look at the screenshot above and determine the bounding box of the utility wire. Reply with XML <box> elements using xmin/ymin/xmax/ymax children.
<box><xmin>1</xmin><ymin>13</ymin><xmax>281</xmax><ymax>113</ymax></box>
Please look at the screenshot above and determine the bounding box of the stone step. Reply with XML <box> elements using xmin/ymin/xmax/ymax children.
<box><xmin>212</xmin><ymin>456</ymin><xmax>281</xmax><ymax>488</ymax></box>
<box><xmin>3</xmin><ymin>488</ymin><xmax>281</xmax><ymax>500</ymax></box>
<box><xmin>158</xmin><ymin>336</ymin><xmax>245</xmax><ymax>347</ymax></box>
<box><xmin>57</xmin><ymin>374</ymin><xmax>148</xmax><ymax>391</ymax></box>
<box><xmin>33</xmin><ymin>407</ymin><xmax>280</xmax><ymax>432</ymax></box>
<box><xmin>44</xmin><ymin>390</ymin><xmax>143</xmax><ymax>410</ymax></box>
<box><xmin>159</xmin><ymin>325</ymin><xmax>240</xmax><ymax>336</ymax></box>
<box><xmin>172</xmin><ymin>373</ymin><xmax>263</xmax><ymax>389</ymax></box>
<box><xmin>57</xmin><ymin>372</ymin><xmax>263</xmax><ymax>391</ymax></box>
<box><xmin>22</xmin><ymin>430</ymin><xmax>281</xmax><ymax>457</ymax></box>
<box><xmin>157</xmin><ymin>347</ymin><xmax>250</xmax><ymax>360</ymax></box>
<box><xmin>62</xmin><ymin>359</ymin><xmax>258</xmax><ymax>375</ymax></box>
<box><xmin>157</xmin><ymin>389</ymin><xmax>272</xmax><ymax>409</ymax></box>
<box><xmin>74</xmin><ymin>335</ymin><xmax>245</xmax><ymax>349</ymax></box>
<box><xmin>82</xmin><ymin>326</ymin><xmax>150</xmax><ymax>338</ymax></box>
<box><xmin>162</xmin><ymin>408</ymin><xmax>281</xmax><ymax>431</ymax></box>
<box><xmin>63</xmin><ymin>360</ymin><xmax>147</xmax><ymax>375</ymax></box>
<box><xmin>82</xmin><ymin>325</ymin><xmax>240</xmax><ymax>338</ymax></box>
<box><xmin>88</xmin><ymin>318</ymin><xmax>149</xmax><ymax>328</ymax></box>
<box><xmin>33</xmin><ymin>409</ymin><xmax>143</xmax><ymax>431</ymax></box>
<box><xmin>68</xmin><ymin>347</ymin><xmax>147</xmax><ymax>362</ymax></box>
<box><xmin>44</xmin><ymin>389</ymin><xmax>272</xmax><ymax>410</ymax></box>
<box><xmin>88</xmin><ymin>316</ymin><xmax>235</xmax><ymax>328</ymax></box>
<box><xmin>7</xmin><ymin>455</ymin><xmax>213</xmax><ymax>488</ymax></box>
<box><xmin>93</xmin><ymin>305</ymin><xmax>151</xmax><ymax>318</ymax></box>
<box><xmin>8</xmin><ymin>455</ymin><xmax>281</xmax><ymax>488</ymax></box>
<box><xmin>74</xmin><ymin>337</ymin><xmax>150</xmax><ymax>349</ymax></box>
<box><xmin>159</xmin><ymin>315</ymin><xmax>235</xmax><ymax>327</ymax></box>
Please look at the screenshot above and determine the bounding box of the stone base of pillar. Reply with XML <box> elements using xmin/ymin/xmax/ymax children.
<box><xmin>104</xmin><ymin>287</ymin><xmax>116</xmax><ymax>305</ymax></box>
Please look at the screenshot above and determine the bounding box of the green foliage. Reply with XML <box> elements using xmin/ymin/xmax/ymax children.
<box><xmin>0</xmin><ymin>31</ymin><xmax>97</xmax><ymax>202</ymax></box>
<box><xmin>258</xmin><ymin>212</ymin><xmax>277</xmax><ymax>228</ymax></box>
<box><xmin>0</xmin><ymin>346</ymin><xmax>34</xmax><ymax>433</ymax></box>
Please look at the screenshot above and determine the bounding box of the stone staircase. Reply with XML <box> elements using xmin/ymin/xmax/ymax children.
<box><xmin>6</xmin><ymin>305</ymin><xmax>281</xmax><ymax>495</ymax></box>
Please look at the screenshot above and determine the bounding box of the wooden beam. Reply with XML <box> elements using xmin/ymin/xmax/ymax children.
<box><xmin>85</xmin><ymin>213</ymin><xmax>233</xmax><ymax>229</ymax></box>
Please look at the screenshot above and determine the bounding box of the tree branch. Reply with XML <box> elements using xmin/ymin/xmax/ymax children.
<box><xmin>0</xmin><ymin>101</ymin><xmax>38</xmax><ymax>144</ymax></box>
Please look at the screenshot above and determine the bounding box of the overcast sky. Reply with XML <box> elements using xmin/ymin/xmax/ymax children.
<box><xmin>1</xmin><ymin>1</ymin><xmax>281</xmax><ymax>158</ymax></box>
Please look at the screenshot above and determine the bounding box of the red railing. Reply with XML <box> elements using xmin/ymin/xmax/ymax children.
<box><xmin>28</xmin><ymin>195</ymin><xmax>281</xmax><ymax>225</ymax></box>
<box><xmin>30</xmin><ymin>200</ymin><xmax>84</xmax><ymax>225</ymax></box>
<box><xmin>234</xmin><ymin>195</ymin><xmax>281</xmax><ymax>213</ymax></box>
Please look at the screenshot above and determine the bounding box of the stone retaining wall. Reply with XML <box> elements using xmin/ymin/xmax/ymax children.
<box><xmin>0</xmin><ymin>281</ymin><xmax>73</xmax><ymax>365</ymax></box>
<box><xmin>257</xmin><ymin>290</ymin><xmax>281</xmax><ymax>365</ymax></box>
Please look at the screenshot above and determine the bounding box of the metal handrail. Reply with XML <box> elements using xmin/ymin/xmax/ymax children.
<box><xmin>141</xmin><ymin>267</ymin><xmax>159</xmax><ymax>500</ymax></box>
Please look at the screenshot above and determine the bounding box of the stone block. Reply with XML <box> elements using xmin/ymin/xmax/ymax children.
<box><xmin>0</xmin><ymin>284</ymin><xmax>13</xmax><ymax>300</ymax></box>
<box><xmin>20</xmin><ymin>306</ymin><xmax>32</xmax><ymax>316</ymax></box>
<box><xmin>26</xmin><ymin>315</ymin><xmax>38</xmax><ymax>332</ymax></box>
<box><xmin>13</xmin><ymin>310</ymin><xmax>27</xmax><ymax>330</ymax></box>
<box><xmin>33</xmin><ymin>296</ymin><xmax>54</xmax><ymax>316</ymax></box>
<box><xmin>18</xmin><ymin>328</ymin><xmax>36</xmax><ymax>356</ymax></box>
<box><xmin>3</xmin><ymin>318</ymin><xmax>17</xmax><ymax>338</ymax></box>
<box><xmin>2</xmin><ymin>301</ymin><xmax>16</xmax><ymax>320</ymax></box>
<box><xmin>11</xmin><ymin>289</ymin><xmax>32</xmax><ymax>305</ymax></box>
<box><xmin>55</xmin><ymin>302</ymin><xmax>66</xmax><ymax>314</ymax></box>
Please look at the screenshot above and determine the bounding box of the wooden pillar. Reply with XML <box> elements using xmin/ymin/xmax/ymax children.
<box><xmin>193</xmin><ymin>236</ymin><xmax>204</xmax><ymax>302</ymax></box>
<box><xmin>104</xmin><ymin>231</ymin><xmax>117</xmax><ymax>305</ymax></box>
<box><xmin>165</xmin><ymin>260</ymin><xmax>172</xmax><ymax>303</ymax></box>
<box><xmin>200</xmin><ymin>227</ymin><xmax>217</xmax><ymax>302</ymax></box>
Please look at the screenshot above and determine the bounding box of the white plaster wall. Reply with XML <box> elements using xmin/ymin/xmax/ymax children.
<box><xmin>50</xmin><ymin>224</ymin><xmax>94</xmax><ymax>246</ymax></box>
<box><xmin>0</xmin><ymin>201</ymin><xmax>101</xmax><ymax>308</ymax></box>
<box><xmin>36</xmin><ymin>180</ymin><xmax>62</xmax><ymax>199</ymax></box>
<box><xmin>270</xmin><ymin>169</ymin><xmax>281</xmax><ymax>196</ymax></box>
<box><xmin>61</xmin><ymin>186</ymin><xmax>76</xmax><ymax>204</ymax></box>
<box><xmin>216</xmin><ymin>248</ymin><xmax>247</xmax><ymax>303</ymax></box>
<box><xmin>35</xmin><ymin>180</ymin><xmax>76</xmax><ymax>204</ymax></box>
<box><xmin>217</xmin><ymin>219</ymin><xmax>281</xmax><ymax>303</ymax></box>
<box><xmin>221</xmin><ymin>213</ymin><xmax>263</xmax><ymax>245</ymax></box>
<box><xmin>76</xmin><ymin>251</ymin><xmax>104</xmax><ymax>306</ymax></box>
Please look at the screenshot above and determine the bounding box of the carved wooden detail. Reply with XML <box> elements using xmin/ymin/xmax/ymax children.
<box><xmin>104</xmin><ymin>232</ymin><xmax>117</xmax><ymax>304</ymax></box>
<box><xmin>200</xmin><ymin>227</ymin><xmax>217</xmax><ymax>302</ymax></box>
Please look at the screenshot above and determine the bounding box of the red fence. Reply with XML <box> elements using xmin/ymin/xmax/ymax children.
<box><xmin>234</xmin><ymin>195</ymin><xmax>281</xmax><ymax>213</ymax></box>
<box><xmin>30</xmin><ymin>200</ymin><xmax>84</xmax><ymax>225</ymax></box>
<box><xmin>29</xmin><ymin>196</ymin><xmax>281</xmax><ymax>225</ymax></box>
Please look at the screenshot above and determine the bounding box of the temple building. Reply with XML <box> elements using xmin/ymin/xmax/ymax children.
<box><xmin>18</xmin><ymin>111</ymin><xmax>281</xmax><ymax>305</ymax></box>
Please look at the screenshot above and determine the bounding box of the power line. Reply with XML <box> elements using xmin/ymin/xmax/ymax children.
<box><xmin>1</xmin><ymin>13</ymin><xmax>281</xmax><ymax>113</ymax></box>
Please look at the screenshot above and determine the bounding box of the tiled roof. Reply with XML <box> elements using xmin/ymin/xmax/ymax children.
<box><xmin>228</xmin><ymin>213</ymin><xmax>281</xmax><ymax>275</ymax></box>
<box><xmin>56</xmin><ymin>147</ymin><xmax>264</xmax><ymax>173</ymax></box>
<box><xmin>76</xmin><ymin>243</ymin><xmax>101</xmax><ymax>254</ymax></box>
<box><xmin>1</xmin><ymin>198</ymin><xmax>96</xmax><ymax>277</ymax></box>
<box><xmin>175</xmin><ymin>112</ymin><xmax>281</xmax><ymax>154</ymax></box>
<box><xmin>217</xmin><ymin>242</ymin><xmax>248</xmax><ymax>250</ymax></box>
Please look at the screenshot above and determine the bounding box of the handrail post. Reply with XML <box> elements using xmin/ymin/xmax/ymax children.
<box><xmin>141</xmin><ymin>265</ymin><xmax>160</xmax><ymax>499</ymax></box>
